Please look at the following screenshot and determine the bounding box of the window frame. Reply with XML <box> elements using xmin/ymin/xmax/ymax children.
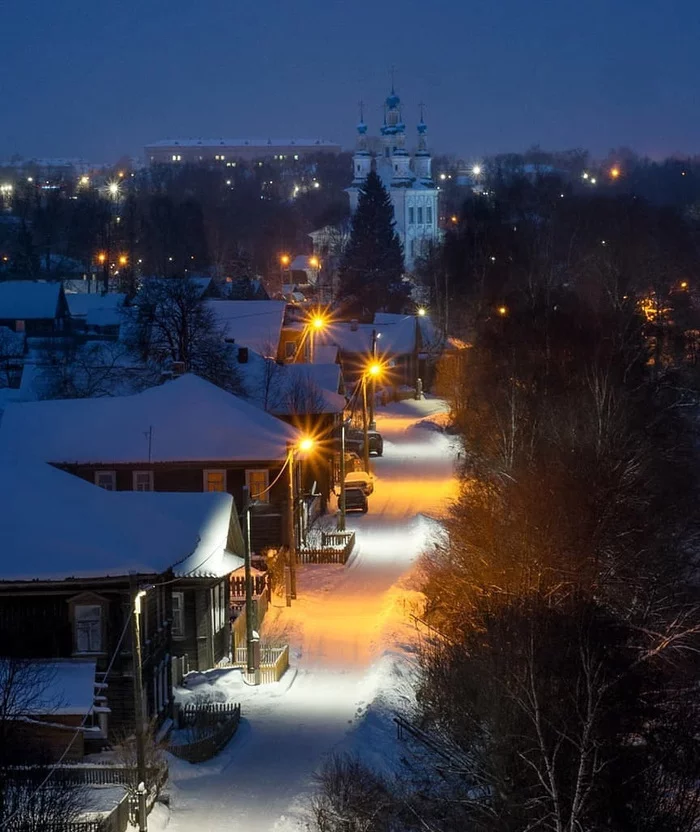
<box><xmin>246</xmin><ymin>469</ymin><xmax>270</xmax><ymax>503</ymax></box>
<box><xmin>171</xmin><ymin>591</ymin><xmax>185</xmax><ymax>639</ymax></box>
<box><xmin>203</xmin><ymin>469</ymin><xmax>227</xmax><ymax>492</ymax></box>
<box><xmin>132</xmin><ymin>470</ymin><xmax>154</xmax><ymax>492</ymax></box>
<box><xmin>70</xmin><ymin>597</ymin><xmax>106</xmax><ymax>656</ymax></box>
<box><xmin>94</xmin><ymin>470</ymin><xmax>116</xmax><ymax>491</ymax></box>
<box><xmin>426</xmin><ymin>205</ymin><xmax>433</xmax><ymax>225</ymax></box>
<box><xmin>417</xmin><ymin>206</ymin><xmax>424</xmax><ymax>225</ymax></box>
<box><xmin>408</xmin><ymin>206</ymin><xmax>415</xmax><ymax>225</ymax></box>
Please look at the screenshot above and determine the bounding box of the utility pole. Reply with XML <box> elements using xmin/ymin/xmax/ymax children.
<box><xmin>338</xmin><ymin>419</ymin><xmax>347</xmax><ymax>532</ymax></box>
<box><xmin>242</xmin><ymin>487</ymin><xmax>260</xmax><ymax>683</ymax></box>
<box><xmin>131</xmin><ymin>583</ymin><xmax>148</xmax><ymax>832</ymax></box>
<box><xmin>286</xmin><ymin>447</ymin><xmax>296</xmax><ymax>605</ymax></box>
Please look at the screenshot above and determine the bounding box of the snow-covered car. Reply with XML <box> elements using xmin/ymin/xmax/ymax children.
<box><xmin>347</xmin><ymin>429</ymin><xmax>384</xmax><ymax>457</ymax></box>
<box><xmin>345</xmin><ymin>471</ymin><xmax>374</xmax><ymax>495</ymax></box>
<box><xmin>344</xmin><ymin>487</ymin><xmax>368</xmax><ymax>513</ymax></box>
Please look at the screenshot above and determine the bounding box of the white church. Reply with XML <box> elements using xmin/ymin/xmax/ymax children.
<box><xmin>347</xmin><ymin>87</ymin><xmax>440</xmax><ymax>271</ymax></box>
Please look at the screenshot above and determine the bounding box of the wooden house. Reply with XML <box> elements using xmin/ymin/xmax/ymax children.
<box><xmin>0</xmin><ymin>281</ymin><xmax>70</xmax><ymax>336</ymax></box>
<box><xmin>0</xmin><ymin>373</ymin><xmax>300</xmax><ymax>553</ymax></box>
<box><xmin>0</xmin><ymin>461</ymin><xmax>244</xmax><ymax>757</ymax></box>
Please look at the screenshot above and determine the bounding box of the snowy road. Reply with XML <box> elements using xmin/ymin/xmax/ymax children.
<box><xmin>165</xmin><ymin>398</ymin><xmax>458</xmax><ymax>832</ymax></box>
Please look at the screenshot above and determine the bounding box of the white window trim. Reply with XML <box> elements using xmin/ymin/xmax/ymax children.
<box><xmin>132</xmin><ymin>470</ymin><xmax>154</xmax><ymax>491</ymax></box>
<box><xmin>246</xmin><ymin>469</ymin><xmax>270</xmax><ymax>503</ymax></box>
<box><xmin>94</xmin><ymin>470</ymin><xmax>116</xmax><ymax>491</ymax></box>
<box><xmin>203</xmin><ymin>469</ymin><xmax>227</xmax><ymax>492</ymax></box>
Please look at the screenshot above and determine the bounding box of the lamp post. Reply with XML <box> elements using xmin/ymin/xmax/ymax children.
<box><xmin>369</xmin><ymin>329</ymin><xmax>378</xmax><ymax>431</ymax></box>
<box><xmin>362</xmin><ymin>362</ymin><xmax>382</xmax><ymax>473</ymax></box>
<box><xmin>309</xmin><ymin>311</ymin><xmax>326</xmax><ymax>363</ymax></box>
<box><xmin>279</xmin><ymin>253</ymin><xmax>290</xmax><ymax>291</ymax></box>
<box><xmin>338</xmin><ymin>418</ymin><xmax>347</xmax><ymax>532</ymax></box>
<box><xmin>285</xmin><ymin>437</ymin><xmax>314</xmax><ymax>605</ymax></box>
<box><xmin>241</xmin><ymin>487</ymin><xmax>260</xmax><ymax>683</ymax></box>
<box><xmin>131</xmin><ymin>584</ymin><xmax>152</xmax><ymax>832</ymax></box>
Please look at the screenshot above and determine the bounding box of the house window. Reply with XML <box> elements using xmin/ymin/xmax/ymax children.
<box><xmin>410</xmin><ymin>240</ymin><xmax>416</xmax><ymax>256</ymax></box>
<box><xmin>74</xmin><ymin>604</ymin><xmax>103</xmax><ymax>653</ymax></box>
<box><xmin>95</xmin><ymin>471</ymin><xmax>116</xmax><ymax>491</ymax></box>
<box><xmin>203</xmin><ymin>470</ymin><xmax>226</xmax><ymax>492</ymax></box>
<box><xmin>133</xmin><ymin>471</ymin><xmax>154</xmax><ymax>492</ymax></box>
<box><xmin>211</xmin><ymin>582</ymin><xmax>226</xmax><ymax>632</ymax></box>
<box><xmin>426</xmin><ymin>206</ymin><xmax>433</xmax><ymax>225</ymax></box>
<box><xmin>246</xmin><ymin>469</ymin><xmax>269</xmax><ymax>502</ymax></box>
<box><xmin>171</xmin><ymin>592</ymin><xmax>185</xmax><ymax>639</ymax></box>
<box><xmin>408</xmin><ymin>207</ymin><xmax>414</xmax><ymax>224</ymax></box>
<box><xmin>284</xmin><ymin>341</ymin><xmax>297</xmax><ymax>359</ymax></box>
<box><xmin>417</xmin><ymin>206</ymin><xmax>423</xmax><ymax>224</ymax></box>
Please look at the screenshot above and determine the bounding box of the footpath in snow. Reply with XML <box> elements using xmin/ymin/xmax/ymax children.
<box><xmin>162</xmin><ymin>397</ymin><xmax>459</xmax><ymax>832</ymax></box>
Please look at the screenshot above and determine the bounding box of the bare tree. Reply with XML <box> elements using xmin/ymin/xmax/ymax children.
<box><xmin>128</xmin><ymin>277</ymin><xmax>243</xmax><ymax>394</ymax></box>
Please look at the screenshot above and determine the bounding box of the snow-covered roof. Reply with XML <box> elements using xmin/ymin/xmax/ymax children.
<box><xmin>0</xmin><ymin>281</ymin><xmax>62</xmax><ymax>319</ymax></box>
<box><xmin>0</xmin><ymin>374</ymin><xmax>299</xmax><ymax>465</ymax></box>
<box><xmin>317</xmin><ymin>317</ymin><xmax>418</xmax><ymax>356</ymax></box>
<box><xmin>65</xmin><ymin>292</ymin><xmax>126</xmax><ymax>319</ymax></box>
<box><xmin>205</xmin><ymin>300</ymin><xmax>287</xmax><ymax>356</ymax></box>
<box><xmin>0</xmin><ymin>460</ymin><xmax>243</xmax><ymax>581</ymax></box>
<box><xmin>145</xmin><ymin>138</ymin><xmax>339</xmax><ymax>149</ymax></box>
<box><xmin>313</xmin><ymin>344</ymin><xmax>339</xmax><ymax>365</ymax></box>
<box><xmin>3</xmin><ymin>659</ymin><xmax>98</xmax><ymax>716</ymax></box>
<box><xmin>239</xmin><ymin>353</ymin><xmax>346</xmax><ymax>415</ymax></box>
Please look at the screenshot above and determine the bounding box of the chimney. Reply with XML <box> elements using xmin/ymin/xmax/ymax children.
<box><xmin>350</xmin><ymin>319</ymin><xmax>358</xmax><ymax>332</ymax></box>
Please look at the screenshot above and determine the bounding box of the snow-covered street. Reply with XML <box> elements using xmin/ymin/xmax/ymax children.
<box><xmin>165</xmin><ymin>397</ymin><xmax>458</xmax><ymax>832</ymax></box>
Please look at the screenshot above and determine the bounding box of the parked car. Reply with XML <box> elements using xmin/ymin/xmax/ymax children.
<box><xmin>345</xmin><ymin>471</ymin><xmax>374</xmax><ymax>496</ymax></box>
<box><xmin>344</xmin><ymin>487</ymin><xmax>368</xmax><ymax>513</ymax></box>
<box><xmin>347</xmin><ymin>429</ymin><xmax>384</xmax><ymax>457</ymax></box>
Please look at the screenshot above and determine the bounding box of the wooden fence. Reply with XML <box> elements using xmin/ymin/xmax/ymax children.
<box><xmin>169</xmin><ymin>702</ymin><xmax>241</xmax><ymax>764</ymax></box>
<box><xmin>298</xmin><ymin>530</ymin><xmax>355</xmax><ymax>564</ymax></box>
<box><xmin>3</xmin><ymin>764</ymin><xmax>167</xmax><ymax>790</ymax></box>
<box><xmin>231</xmin><ymin>645</ymin><xmax>289</xmax><ymax>684</ymax></box>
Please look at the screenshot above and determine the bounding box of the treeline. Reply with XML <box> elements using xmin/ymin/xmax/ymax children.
<box><xmin>313</xmin><ymin>180</ymin><xmax>700</xmax><ymax>830</ymax></box>
<box><xmin>0</xmin><ymin>153</ymin><xmax>352</xmax><ymax>284</ymax></box>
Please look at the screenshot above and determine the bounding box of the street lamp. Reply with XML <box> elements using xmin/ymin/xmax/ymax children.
<box><xmin>417</xmin><ymin>307</ymin><xmax>426</xmax><ymax>317</ymax></box>
<box><xmin>497</xmin><ymin>305</ymin><xmax>508</xmax><ymax>317</ymax></box>
<box><xmin>363</xmin><ymin>360</ymin><xmax>383</xmax><ymax>471</ymax></box>
<box><xmin>118</xmin><ymin>254</ymin><xmax>128</xmax><ymax>267</ymax></box>
<box><xmin>131</xmin><ymin>585</ymin><xmax>154</xmax><ymax>832</ymax></box>
<box><xmin>241</xmin><ymin>487</ymin><xmax>261</xmax><ymax>685</ymax></box>
<box><xmin>472</xmin><ymin>164</ymin><xmax>482</xmax><ymax>176</ymax></box>
<box><xmin>286</xmin><ymin>437</ymin><xmax>314</xmax><ymax>605</ymax></box>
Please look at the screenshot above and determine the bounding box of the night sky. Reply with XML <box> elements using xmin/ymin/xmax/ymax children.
<box><xmin>1</xmin><ymin>0</ymin><xmax>698</xmax><ymax>163</ymax></box>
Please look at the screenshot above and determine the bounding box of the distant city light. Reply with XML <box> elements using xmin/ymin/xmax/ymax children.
<box><xmin>472</xmin><ymin>164</ymin><xmax>482</xmax><ymax>176</ymax></box>
<box><xmin>118</xmin><ymin>254</ymin><xmax>128</xmax><ymax>266</ymax></box>
<box><xmin>681</xmin><ymin>280</ymin><xmax>689</xmax><ymax>289</ymax></box>
<box><xmin>439</xmin><ymin>173</ymin><xmax>447</xmax><ymax>181</ymax></box>
<box><xmin>450</xmin><ymin>215</ymin><xmax>458</xmax><ymax>224</ymax></box>
<box><xmin>582</xmin><ymin>172</ymin><xmax>589</xmax><ymax>180</ymax></box>
<box><xmin>497</xmin><ymin>305</ymin><xmax>508</xmax><ymax>317</ymax></box>
<box><xmin>610</xmin><ymin>166</ymin><xmax>620</xmax><ymax>179</ymax></box>
<box><xmin>591</xmin><ymin>177</ymin><xmax>597</xmax><ymax>184</ymax></box>
<box><xmin>26</xmin><ymin>177</ymin><xmax>33</xmax><ymax>183</ymax></box>
<box><xmin>79</xmin><ymin>175</ymin><xmax>90</xmax><ymax>186</ymax></box>
<box><xmin>107</xmin><ymin>181</ymin><xmax>120</xmax><ymax>197</ymax></box>
<box><xmin>0</xmin><ymin>184</ymin><xmax>13</xmax><ymax>194</ymax></box>
<box><xmin>313</xmin><ymin>181</ymin><xmax>320</xmax><ymax>189</ymax></box>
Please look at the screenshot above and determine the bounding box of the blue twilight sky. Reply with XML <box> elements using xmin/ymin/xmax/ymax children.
<box><xmin>0</xmin><ymin>0</ymin><xmax>697</xmax><ymax>163</ymax></box>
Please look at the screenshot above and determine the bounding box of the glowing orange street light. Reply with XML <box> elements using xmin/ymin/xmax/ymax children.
<box><xmin>311</xmin><ymin>314</ymin><xmax>326</xmax><ymax>331</ymax></box>
<box><xmin>367</xmin><ymin>361</ymin><xmax>382</xmax><ymax>377</ymax></box>
<box><xmin>497</xmin><ymin>305</ymin><xmax>508</xmax><ymax>317</ymax></box>
<box><xmin>298</xmin><ymin>436</ymin><xmax>314</xmax><ymax>453</ymax></box>
<box><xmin>118</xmin><ymin>254</ymin><xmax>128</xmax><ymax>267</ymax></box>
<box><xmin>96</xmin><ymin>252</ymin><xmax>107</xmax><ymax>265</ymax></box>
<box><xmin>681</xmin><ymin>280</ymin><xmax>689</xmax><ymax>289</ymax></box>
<box><xmin>280</xmin><ymin>254</ymin><xmax>291</xmax><ymax>267</ymax></box>
<box><xmin>610</xmin><ymin>166</ymin><xmax>620</xmax><ymax>180</ymax></box>
<box><xmin>308</xmin><ymin>255</ymin><xmax>320</xmax><ymax>269</ymax></box>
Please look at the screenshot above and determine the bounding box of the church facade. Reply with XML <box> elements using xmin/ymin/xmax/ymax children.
<box><xmin>347</xmin><ymin>88</ymin><xmax>440</xmax><ymax>271</ymax></box>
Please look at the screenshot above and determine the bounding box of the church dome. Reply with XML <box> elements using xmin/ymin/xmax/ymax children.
<box><xmin>386</xmin><ymin>89</ymin><xmax>400</xmax><ymax>109</ymax></box>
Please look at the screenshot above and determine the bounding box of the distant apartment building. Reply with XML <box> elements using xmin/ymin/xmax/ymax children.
<box><xmin>144</xmin><ymin>138</ymin><xmax>342</xmax><ymax>166</ymax></box>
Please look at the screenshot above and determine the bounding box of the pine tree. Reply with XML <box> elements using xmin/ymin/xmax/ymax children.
<box><xmin>339</xmin><ymin>170</ymin><xmax>407</xmax><ymax>318</ymax></box>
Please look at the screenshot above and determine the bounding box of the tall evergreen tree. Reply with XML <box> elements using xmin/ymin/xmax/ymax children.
<box><xmin>338</xmin><ymin>170</ymin><xmax>407</xmax><ymax>318</ymax></box>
